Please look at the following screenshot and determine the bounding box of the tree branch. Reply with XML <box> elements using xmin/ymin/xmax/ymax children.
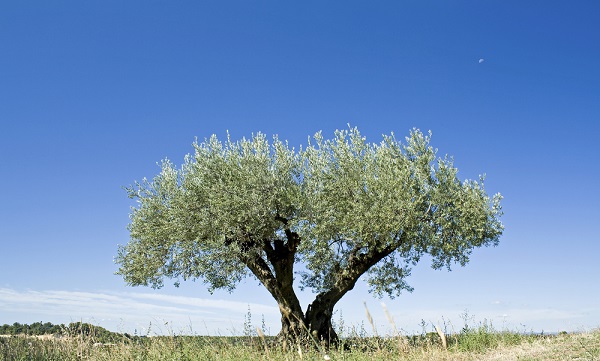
<box><xmin>311</xmin><ymin>232</ymin><xmax>408</xmax><ymax>309</ymax></box>
<box><xmin>241</xmin><ymin>249</ymin><xmax>280</xmax><ymax>299</ymax></box>
<box><xmin>275</xmin><ymin>214</ymin><xmax>301</xmax><ymax>253</ymax></box>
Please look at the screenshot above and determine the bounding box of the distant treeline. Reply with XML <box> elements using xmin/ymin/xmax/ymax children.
<box><xmin>0</xmin><ymin>322</ymin><xmax>128</xmax><ymax>342</ymax></box>
<box><xmin>0</xmin><ymin>322</ymin><xmax>61</xmax><ymax>336</ymax></box>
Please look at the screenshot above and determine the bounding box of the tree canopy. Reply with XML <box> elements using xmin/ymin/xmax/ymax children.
<box><xmin>116</xmin><ymin>127</ymin><xmax>503</xmax><ymax>343</ymax></box>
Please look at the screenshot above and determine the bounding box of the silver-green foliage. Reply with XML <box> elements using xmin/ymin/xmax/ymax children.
<box><xmin>116</xmin><ymin>127</ymin><xmax>503</xmax><ymax>299</ymax></box>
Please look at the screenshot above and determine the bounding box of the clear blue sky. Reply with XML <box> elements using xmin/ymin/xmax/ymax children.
<box><xmin>1</xmin><ymin>1</ymin><xmax>598</xmax><ymax>336</ymax></box>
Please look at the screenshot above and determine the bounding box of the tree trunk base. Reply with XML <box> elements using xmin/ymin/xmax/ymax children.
<box><xmin>276</xmin><ymin>306</ymin><xmax>339</xmax><ymax>349</ymax></box>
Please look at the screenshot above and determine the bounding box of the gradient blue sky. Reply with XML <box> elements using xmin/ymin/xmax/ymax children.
<box><xmin>1</xmin><ymin>1</ymin><xmax>598</xmax><ymax>336</ymax></box>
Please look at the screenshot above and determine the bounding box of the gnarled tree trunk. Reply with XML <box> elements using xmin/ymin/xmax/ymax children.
<box><xmin>277</xmin><ymin>302</ymin><xmax>309</xmax><ymax>343</ymax></box>
<box><xmin>243</xmin><ymin>230</ymin><xmax>405</xmax><ymax>346</ymax></box>
<box><xmin>276</xmin><ymin>295</ymin><xmax>339</xmax><ymax>346</ymax></box>
<box><xmin>305</xmin><ymin>297</ymin><xmax>338</xmax><ymax>344</ymax></box>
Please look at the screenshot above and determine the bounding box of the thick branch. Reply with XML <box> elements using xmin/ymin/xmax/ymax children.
<box><xmin>241</xmin><ymin>249</ymin><xmax>280</xmax><ymax>298</ymax></box>
<box><xmin>230</xmin><ymin>219</ymin><xmax>305</xmax><ymax>332</ymax></box>
<box><xmin>309</xmin><ymin>232</ymin><xmax>408</xmax><ymax>311</ymax></box>
<box><xmin>275</xmin><ymin>214</ymin><xmax>301</xmax><ymax>252</ymax></box>
<box><xmin>234</xmin><ymin>232</ymin><xmax>304</xmax><ymax>330</ymax></box>
<box><xmin>260</xmin><ymin>233</ymin><xmax>303</xmax><ymax>318</ymax></box>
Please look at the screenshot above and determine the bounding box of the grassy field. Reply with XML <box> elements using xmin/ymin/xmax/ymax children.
<box><xmin>1</xmin><ymin>325</ymin><xmax>599</xmax><ymax>361</ymax></box>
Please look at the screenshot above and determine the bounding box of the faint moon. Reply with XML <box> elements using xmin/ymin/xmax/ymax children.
<box><xmin>478</xmin><ymin>58</ymin><xmax>485</xmax><ymax>64</ymax></box>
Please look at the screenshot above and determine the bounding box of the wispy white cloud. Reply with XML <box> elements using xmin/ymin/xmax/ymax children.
<box><xmin>2</xmin><ymin>288</ymin><xmax>597</xmax><ymax>336</ymax></box>
<box><xmin>0</xmin><ymin>288</ymin><xmax>279</xmax><ymax>335</ymax></box>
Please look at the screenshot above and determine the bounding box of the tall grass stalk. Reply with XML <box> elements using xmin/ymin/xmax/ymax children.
<box><xmin>435</xmin><ymin>324</ymin><xmax>448</xmax><ymax>350</ymax></box>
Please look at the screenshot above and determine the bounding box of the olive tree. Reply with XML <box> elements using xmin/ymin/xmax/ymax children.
<box><xmin>116</xmin><ymin>127</ymin><xmax>503</xmax><ymax>343</ymax></box>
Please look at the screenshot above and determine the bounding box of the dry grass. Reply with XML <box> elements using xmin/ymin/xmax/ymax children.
<box><xmin>1</xmin><ymin>328</ymin><xmax>598</xmax><ymax>361</ymax></box>
<box><xmin>482</xmin><ymin>331</ymin><xmax>600</xmax><ymax>361</ymax></box>
<box><xmin>2</xmin><ymin>310</ymin><xmax>599</xmax><ymax>361</ymax></box>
